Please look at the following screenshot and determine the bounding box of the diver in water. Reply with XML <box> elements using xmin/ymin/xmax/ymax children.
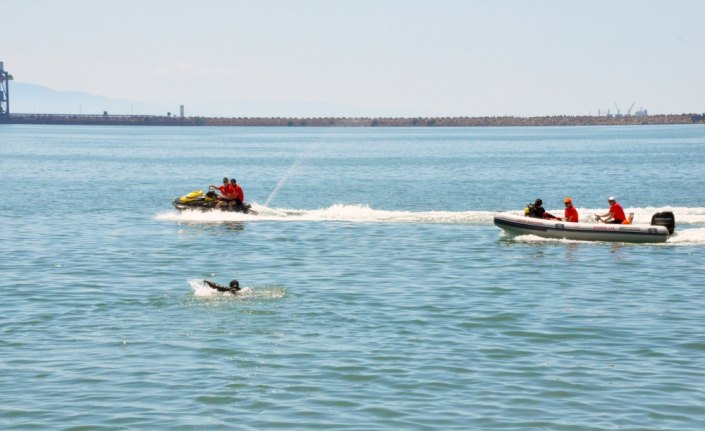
<box><xmin>204</xmin><ymin>279</ymin><xmax>242</xmax><ymax>294</ymax></box>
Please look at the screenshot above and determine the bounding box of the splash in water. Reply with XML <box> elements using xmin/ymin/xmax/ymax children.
<box><xmin>264</xmin><ymin>158</ymin><xmax>303</xmax><ymax>207</ymax></box>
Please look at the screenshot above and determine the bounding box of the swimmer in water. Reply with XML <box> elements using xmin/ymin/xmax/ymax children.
<box><xmin>204</xmin><ymin>279</ymin><xmax>241</xmax><ymax>294</ymax></box>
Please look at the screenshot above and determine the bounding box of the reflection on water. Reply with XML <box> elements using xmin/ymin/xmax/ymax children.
<box><xmin>222</xmin><ymin>222</ymin><xmax>245</xmax><ymax>232</ymax></box>
<box><xmin>178</xmin><ymin>220</ymin><xmax>245</xmax><ymax>232</ymax></box>
<box><xmin>609</xmin><ymin>242</ymin><xmax>627</xmax><ymax>254</ymax></box>
<box><xmin>564</xmin><ymin>242</ymin><xmax>579</xmax><ymax>261</ymax></box>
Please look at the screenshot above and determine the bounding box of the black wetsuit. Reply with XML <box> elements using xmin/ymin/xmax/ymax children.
<box><xmin>527</xmin><ymin>204</ymin><xmax>558</xmax><ymax>220</ymax></box>
<box><xmin>528</xmin><ymin>205</ymin><xmax>546</xmax><ymax>218</ymax></box>
<box><xmin>204</xmin><ymin>280</ymin><xmax>241</xmax><ymax>294</ymax></box>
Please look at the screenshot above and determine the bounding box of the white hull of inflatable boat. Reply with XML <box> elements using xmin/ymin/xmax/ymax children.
<box><xmin>493</xmin><ymin>212</ymin><xmax>670</xmax><ymax>243</ymax></box>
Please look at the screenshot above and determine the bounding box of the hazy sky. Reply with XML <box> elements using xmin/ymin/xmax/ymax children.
<box><xmin>4</xmin><ymin>0</ymin><xmax>705</xmax><ymax>117</ymax></box>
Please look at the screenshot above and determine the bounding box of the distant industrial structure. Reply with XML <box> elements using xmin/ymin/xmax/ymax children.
<box><xmin>0</xmin><ymin>61</ymin><xmax>11</xmax><ymax>117</ymax></box>
<box><xmin>598</xmin><ymin>102</ymin><xmax>648</xmax><ymax>118</ymax></box>
<box><xmin>634</xmin><ymin>107</ymin><xmax>648</xmax><ymax>117</ymax></box>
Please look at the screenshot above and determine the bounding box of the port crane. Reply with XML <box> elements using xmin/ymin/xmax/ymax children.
<box><xmin>0</xmin><ymin>61</ymin><xmax>11</xmax><ymax>116</ymax></box>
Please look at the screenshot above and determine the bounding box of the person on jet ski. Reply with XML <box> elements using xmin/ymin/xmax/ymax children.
<box><xmin>204</xmin><ymin>279</ymin><xmax>242</xmax><ymax>294</ymax></box>
<box><xmin>525</xmin><ymin>198</ymin><xmax>559</xmax><ymax>220</ymax></box>
<box><xmin>227</xmin><ymin>178</ymin><xmax>245</xmax><ymax>211</ymax></box>
<box><xmin>212</xmin><ymin>177</ymin><xmax>236</xmax><ymax>210</ymax></box>
<box><xmin>211</xmin><ymin>177</ymin><xmax>234</xmax><ymax>199</ymax></box>
<box><xmin>217</xmin><ymin>178</ymin><xmax>245</xmax><ymax>211</ymax></box>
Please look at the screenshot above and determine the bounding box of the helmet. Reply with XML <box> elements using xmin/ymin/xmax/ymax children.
<box><xmin>564</xmin><ymin>197</ymin><xmax>572</xmax><ymax>204</ymax></box>
<box><xmin>535</xmin><ymin>198</ymin><xmax>543</xmax><ymax>206</ymax></box>
<box><xmin>608</xmin><ymin>196</ymin><xmax>616</xmax><ymax>202</ymax></box>
<box><xmin>229</xmin><ymin>280</ymin><xmax>240</xmax><ymax>289</ymax></box>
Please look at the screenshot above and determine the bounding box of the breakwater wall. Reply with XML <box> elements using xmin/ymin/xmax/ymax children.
<box><xmin>2</xmin><ymin>113</ymin><xmax>704</xmax><ymax>127</ymax></box>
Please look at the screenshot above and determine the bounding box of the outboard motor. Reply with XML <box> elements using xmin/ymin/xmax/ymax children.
<box><xmin>651</xmin><ymin>211</ymin><xmax>675</xmax><ymax>235</ymax></box>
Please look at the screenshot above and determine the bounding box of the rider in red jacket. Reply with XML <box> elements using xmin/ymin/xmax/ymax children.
<box><xmin>596</xmin><ymin>196</ymin><xmax>626</xmax><ymax>224</ymax></box>
<box><xmin>227</xmin><ymin>178</ymin><xmax>245</xmax><ymax>211</ymax></box>
<box><xmin>563</xmin><ymin>197</ymin><xmax>579</xmax><ymax>222</ymax></box>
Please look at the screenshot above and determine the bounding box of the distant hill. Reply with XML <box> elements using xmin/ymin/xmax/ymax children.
<box><xmin>8</xmin><ymin>82</ymin><xmax>169</xmax><ymax>116</ymax></box>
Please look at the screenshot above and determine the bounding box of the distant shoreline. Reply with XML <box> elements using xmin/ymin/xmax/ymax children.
<box><xmin>1</xmin><ymin>113</ymin><xmax>704</xmax><ymax>127</ymax></box>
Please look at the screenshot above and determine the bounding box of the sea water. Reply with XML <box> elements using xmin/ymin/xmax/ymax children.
<box><xmin>1</xmin><ymin>124</ymin><xmax>705</xmax><ymax>430</ymax></box>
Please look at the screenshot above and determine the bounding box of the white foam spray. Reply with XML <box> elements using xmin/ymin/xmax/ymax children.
<box><xmin>158</xmin><ymin>204</ymin><xmax>495</xmax><ymax>224</ymax></box>
<box><xmin>189</xmin><ymin>279</ymin><xmax>252</xmax><ymax>298</ymax></box>
<box><xmin>264</xmin><ymin>158</ymin><xmax>304</xmax><ymax>207</ymax></box>
<box><xmin>188</xmin><ymin>279</ymin><xmax>286</xmax><ymax>300</ymax></box>
<box><xmin>159</xmin><ymin>206</ymin><xmax>705</xmax><ymax>245</ymax></box>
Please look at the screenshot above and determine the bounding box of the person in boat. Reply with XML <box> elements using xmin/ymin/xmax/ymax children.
<box><xmin>525</xmin><ymin>198</ymin><xmax>560</xmax><ymax>220</ymax></box>
<box><xmin>204</xmin><ymin>279</ymin><xmax>241</xmax><ymax>294</ymax></box>
<box><xmin>562</xmin><ymin>197</ymin><xmax>579</xmax><ymax>222</ymax></box>
<box><xmin>596</xmin><ymin>196</ymin><xmax>626</xmax><ymax>224</ymax></box>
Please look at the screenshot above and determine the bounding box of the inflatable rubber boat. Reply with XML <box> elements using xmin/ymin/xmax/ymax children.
<box><xmin>494</xmin><ymin>211</ymin><xmax>675</xmax><ymax>243</ymax></box>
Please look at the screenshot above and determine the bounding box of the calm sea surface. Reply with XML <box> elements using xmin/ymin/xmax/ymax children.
<box><xmin>1</xmin><ymin>124</ymin><xmax>705</xmax><ymax>430</ymax></box>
